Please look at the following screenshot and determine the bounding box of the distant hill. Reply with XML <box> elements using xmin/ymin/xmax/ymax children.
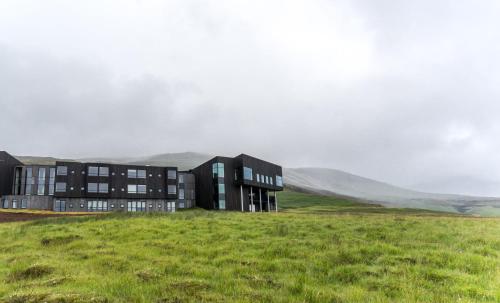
<box><xmin>13</xmin><ymin>153</ymin><xmax>500</xmax><ymax>215</ymax></box>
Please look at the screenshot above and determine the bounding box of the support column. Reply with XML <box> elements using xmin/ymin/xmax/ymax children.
<box><xmin>250</xmin><ymin>186</ymin><xmax>254</xmax><ymax>212</ymax></box>
<box><xmin>275</xmin><ymin>191</ymin><xmax>278</xmax><ymax>212</ymax></box>
<box><xmin>267</xmin><ymin>191</ymin><xmax>270</xmax><ymax>212</ymax></box>
<box><xmin>240</xmin><ymin>185</ymin><xmax>244</xmax><ymax>212</ymax></box>
<box><xmin>259</xmin><ymin>188</ymin><xmax>262</xmax><ymax>212</ymax></box>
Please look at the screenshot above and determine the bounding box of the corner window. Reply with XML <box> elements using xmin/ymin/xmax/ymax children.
<box><xmin>56</xmin><ymin>166</ymin><xmax>68</xmax><ymax>176</ymax></box>
<box><xmin>55</xmin><ymin>182</ymin><xmax>67</xmax><ymax>192</ymax></box>
<box><xmin>168</xmin><ymin>170</ymin><xmax>177</xmax><ymax>180</ymax></box>
<box><xmin>243</xmin><ymin>167</ymin><xmax>253</xmax><ymax>181</ymax></box>
<box><xmin>276</xmin><ymin>176</ymin><xmax>283</xmax><ymax>187</ymax></box>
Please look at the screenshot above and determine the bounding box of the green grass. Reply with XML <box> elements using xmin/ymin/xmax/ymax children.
<box><xmin>0</xmin><ymin>191</ymin><xmax>499</xmax><ymax>302</ymax></box>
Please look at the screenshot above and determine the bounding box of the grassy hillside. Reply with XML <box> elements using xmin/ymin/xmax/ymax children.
<box><xmin>0</xmin><ymin>193</ymin><xmax>499</xmax><ymax>302</ymax></box>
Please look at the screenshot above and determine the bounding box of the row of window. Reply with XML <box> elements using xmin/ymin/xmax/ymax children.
<box><xmin>56</xmin><ymin>166</ymin><xmax>177</xmax><ymax>179</ymax></box>
<box><xmin>53</xmin><ymin>182</ymin><xmax>177</xmax><ymax>194</ymax></box>
<box><xmin>2</xmin><ymin>199</ymin><xmax>27</xmax><ymax>209</ymax></box>
<box><xmin>52</xmin><ymin>200</ymin><xmax>177</xmax><ymax>212</ymax></box>
<box><xmin>242</xmin><ymin>166</ymin><xmax>283</xmax><ymax>187</ymax></box>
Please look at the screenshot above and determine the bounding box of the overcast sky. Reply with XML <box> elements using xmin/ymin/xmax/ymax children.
<box><xmin>1</xmin><ymin>0</ymin><xmax>500</xmax><ymax>195</ymax></box>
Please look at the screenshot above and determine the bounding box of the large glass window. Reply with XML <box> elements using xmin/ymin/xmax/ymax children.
<box><xmin>88</xmin><ymin>166</ymin><xmax>99</xmax><ymax>176</ymax></box>
<box><xmin>128</xmin><ymin>201</ymin><xmax>146</xmax><ymax>212</ymax></box>
<box><xmin>127</xmin><ymin>184</ymin><xmax>137</xmax><ymax>194</ymax></box>
<box><xmin>55</xmin><ymin>182</ymin><xmax>66</xmax><ymax>192</ymax></box>
<box><xmin>212</xmin><ymin>163</ymin><xmax>224</xmax><ymax>178</ymax></box>
<box><xmin>48</xmin><ymin>168</ymin><xmax>55</xmax><ymax>195</ymax></box>
<box><xmin>54</xmin><ymin>200</ymin><xmax>66</xmax><ymax>212</ymax></box>
<box><xmin>56</xmin><ymin>166</ymin><xmax>67</xmax><ymax>176</ymax></box>
<box><xmin>168</xmin><ymin>170</ymin><xmax>177</xmax><ymax>180</ymax></box>
<box><xmin>168</xmin><ymin>185</ymin><xmax>177</xmax><ymax>195</ymax></box>
<box><xmin>218</xmin><ymin>183</ymin><xmax>225</xmax><ymax>194</ymax></box>
<box><xmin>276</xmin><ymin>176</ymin><xmax>283</xmax><ymax>187</ymax></box>
<box><xmin>243</xmin><ymin>167</ymin><xmax>253</xmax><ymax>181</ymax></box>
<box><xmin>166</xmin><ymin>201</ymin><xmax>176</xmax><ymax>212</ymax></box>
<box><xmin>37</xmin><ymin>168</ymin><xmax>46</xmax><ymax>195</ymax></box>
<box><xmin>99</xmin><ymin>167</ymin><xmax>109</xmax><ymax>177</ymax></box>
<box><xmin>25</xmin><ymin>167</ymin><xmax>33</xmax><ymax>195</ymax></box>
<box><xmin>88</xmin><ymin>183</ymin><xmax>98</xmax><ymax>193</ymax></box>
<box><xmin>88</xmin><ymin>200</ymin><xmax>108</xmax><ymax>212</ymax></box>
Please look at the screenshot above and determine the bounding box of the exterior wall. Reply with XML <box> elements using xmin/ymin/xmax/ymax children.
<box><xmin>0</xmin><ymin>151</ymin><xmax>23</xmax><ymax>196</ymax></box>
<box><xmin>1</xmin><ymin>195</ymin><xmax>53</xmax><ymax>210</ymax></box>
<box><xmin>54</xmin><ymin>161</ymin><xmax>178</xmax><ymax>200</ymax></box>
<box><xmin>192</xmin><ymin>154</ymin><xmax>283</xmax><ymax>211</ymax></box>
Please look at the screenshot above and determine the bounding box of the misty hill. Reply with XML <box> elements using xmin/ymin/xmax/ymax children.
<box><xmin>14</xmin><ymin>153</ymin><xmax>500</xmax><ymax>215</ymax></box>
<box><xmin>285</xmin><ymin>167</ymin><xmax>500</xmax><ymax>215</ymax></box>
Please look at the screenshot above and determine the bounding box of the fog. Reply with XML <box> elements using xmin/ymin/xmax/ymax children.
<box><xmin>1</xmin><ymin>0</ymin><xmax>500</xmax><ymax>196</ymax></box>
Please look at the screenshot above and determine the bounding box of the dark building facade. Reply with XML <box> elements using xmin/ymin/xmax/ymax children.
<box><xmin>0</xmin><ymin>151</ymin><xmax>283</xmax><ymax>213</ymax></box>
<box><xmin>192</xmin><ymin>154</ymin><xmax>283</xmax><ymax>212</ymax></box>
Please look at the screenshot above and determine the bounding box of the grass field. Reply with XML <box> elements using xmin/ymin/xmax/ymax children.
<box><xmin>0</xmin><ymin>191</ymin><xmax>499</xmax><ymax>302</ymax></box>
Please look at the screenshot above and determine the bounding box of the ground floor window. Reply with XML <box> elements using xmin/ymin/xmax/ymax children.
<box><xmin>178</xmin><ymin>201</ymin><xmax>185</xmax><ymax>208</ymax></box>
<box><xmin>54</xmin><ymin>200</ymin><xmax>66</xmax><ymax>212</ymax></box>
<box><xmin>12</xmin><ymin>200</ymin><xmax>17</xmax><ymax>209</ymax></box>
<box><xmin>128</xmin><ymin>201</ymin><xmax>146</xmax><ymax>212</ymax></box>
<box><xmin>87</xmin><ymin>200</ymin><xmax>108</xmax><ymax>212</ymax></box>
<box><xmin>166</xmin><ymin>201</ymin><xmax>176</xmax><ymax>212</ymax></box>
<box><xmin>2</xmin><ymin>199</ymin><xmax>9</xmax><ymax>208</ymax></box>
<box><xmin>20</xmin><ymin>199</ymin><xmax>27</xmax><ymax>209</ymax></box>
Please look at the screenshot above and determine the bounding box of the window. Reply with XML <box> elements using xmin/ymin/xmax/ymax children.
<box><xmin>25</xmin><ymin>167</ymin><xmax>33</xmax><ymax>195</ymax></box>
<box><xmin>2</xmin><ymin>199</ymin><xmax>8</xmax><ymax>208</ymax></box>
<box><xmin>37</xmin><ymin>168</ymin><xmax>46</xmax><ymax>195</ymax></box>
<box><xmin>168</xmin><ymin>170</ymin><xmax>177</xmax><ymax>180</ymax></box>
<box><xmin>179</xmin><ymin>188</ymin><xmax>185</xmax><ymax>199</ymax></box>
<box><xmin>166</xmin><ymin>201</ymin><xmax>176</xmax><ymax>212</ymax></box>
<box><xmin>179</xmin><ymin>202</ymin><xmax>185</xmax><ymax>208</ymax></box>
<box><xmin>219</xmin><ymin>199</ymin><xmax>226</xmax><ymax>210</ymax></box>
<box><xmin>12</xmin><ymin>200</ymin><xmax>17</xmax><ymax>209</ymax></box>
<box><xmin>256</xmin><ymin>174</ymin><xmax>260</xmax><ymax>183</ymax></box>
<box><xmin>212</xmin><ymin>163</ymin><xmax>224</xmax><ymax>178</ymax></box>
<box><xmin>137</xmin><ymin>170</ymin><xmax>146</xmax><ymax>179</ymax></box>
<box><xmin>270</xmin><ymin>177</ymin><xmax>273</xmax><ymax>185</ymax></box>
<box><xmin>128</xmin><ymin>201</ymin><xmax>146</xmax><ymax>212</ymax></box>
<box><xmin>265</xmin><ymin>176</ymin><xmax>269</xmax><ymax>184</ymax></box>
<box><xmin>168</xmin><ymin>185</ymin><xmax>177</xmax><ymax>195</ymax></box>
<box><xmin>88</xmin><ymin>166</ymin><xmax>99</xmax><ymax>176</ymax></box>
<box><xmin>128</xmin><ymin>169</ymin><xmax>137</xmax><ymax>178</ymax></box>
<box><xmin>127</xmin><ymin>184</ymin><xmax>137</xmax><ymax>194</ymax></box>
<box><xmin>179</xmin><ymin>174</ymin><xmax>184</xmax><ymax>183</ymax></box>
<box><xmin>57</xmin><ymin>166</ymin><xmax>67</xmax><ymax>176</ymax></box>
<box><xmin>99</xmin><ymin>167</ymin><xmax>109</xmax><ymax>177</ymax></box>
<box><xmin>21</xmin><ymin>199</ymin><xmax>27</xmax><ymax>209</ymax></box>
<box><xmin>243</xmin><ymin>167</ymin><xmax>253</xmax><ymax>181</ymax></box>
<box><xmin>48</xmin><ymin>168</ymin><xmax>55</xmax><ymax>195</ymax></box>
<box><xmin>88</xmin><ymin>183</ymin><xmax>98</xmax><ymax>193</ymax></box>
<box><xmin>218</xmin><ymin>183</ymin><xmax>225</xmax><ymax>194</ymax></box>
<box><xmin>87</xmin><ymin>200</ymin><xmax>108</xmax><ymax>212</ymax></box>
<box><xmin>54</xmin><ymin>200</ymin><xmax>66</xmax><ymax>212</ymax></box>
<box><xmin>276</xmin><ymin>176</ymin><xmax>283</xmax><ymax>187</ymax></box>
<box><xmin>137</xmin><ymin>185</ymin><xmax>146</xmax><ymax>194</ymax></box>
<box><xmin>55</xmin><ymin>182</ymin><xmax>67</xmax><ymax>192</ymax></box>
<box><xmin>99</xmin><ymin>183</ymin><xmax>109</xmax><ymax>193</ymax></box>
